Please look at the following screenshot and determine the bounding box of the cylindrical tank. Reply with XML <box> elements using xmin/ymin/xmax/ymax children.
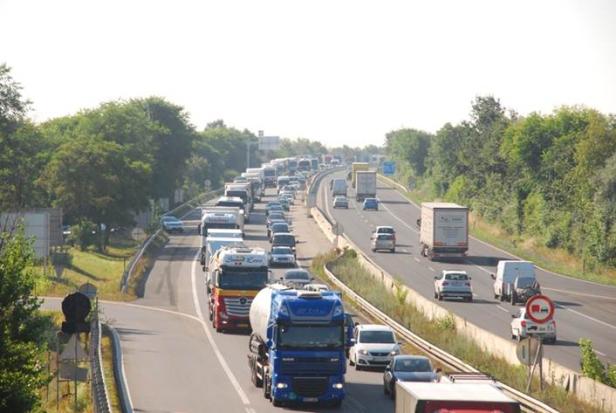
<box><xmin>249</xmin><ymin>287</ymin><xmax>276</xmax><ymax>347</ymax></box>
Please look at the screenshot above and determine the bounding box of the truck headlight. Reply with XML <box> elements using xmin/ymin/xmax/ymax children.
<box><xmin>276</xmin><ymin>383</ymin><xmax>288</xmax><ymax>389</ymax></box>
<box><xmin>332</xmin><ymin>383</ymin><xmax>344</xmax><ymax>389</ymax></box>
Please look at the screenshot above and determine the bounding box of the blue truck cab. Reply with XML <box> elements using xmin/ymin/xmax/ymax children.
<box><xmin>248</xmin><ymin>287</ymin><xmax>346</xmax><ymax>408</ymax></box>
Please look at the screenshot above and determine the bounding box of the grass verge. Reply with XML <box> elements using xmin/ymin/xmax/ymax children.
<box><xmin>36</xmin><ymin>234</ymin><xmax>140</xmax><ymax>301</ymax></box>
<box><xmin>379</xmin><ymin>175</ymin><xmax>616</xmax><ymax>286</ymax></box>
<box><xmin>101</xmin><ymin>331</ymin><xmax>121</xmax><ymax>412</ymax></box>
<box><xmin>312</xmin><ymin>249</ymin><xmax>603</xmax><ymax>413</ymax></box>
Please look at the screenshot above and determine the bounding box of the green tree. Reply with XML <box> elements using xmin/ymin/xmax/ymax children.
<box><xmin>0</xmin><ymin>63</ymin><xmax>29</xmax><ymax>132</ymax></box>
<box><xmin>0</xmin><ymin>227</ymin><xmax>50</xmax><ymax>412</ymax></box>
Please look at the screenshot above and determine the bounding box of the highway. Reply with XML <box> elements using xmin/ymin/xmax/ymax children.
<box><xmin>317</xmin><ymin>169</ymin><xmax>616</xmax><ymax>372</ymax></box>
<box><xmin>45</xmin><ymin>188</ymin><xmax>395</xmax><ymax>413</ymax></box>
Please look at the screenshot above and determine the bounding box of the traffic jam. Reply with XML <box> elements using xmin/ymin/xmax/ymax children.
<box><xmin>160</xmin><ymin>156</ymin><xmax>556</xmax><ymax>412</ymax></box>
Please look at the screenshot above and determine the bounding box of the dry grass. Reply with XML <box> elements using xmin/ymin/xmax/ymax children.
<box><xmin>101</xmin><ymin>333</ymin><xmax>121</xmax><ymax>412</ymax></box>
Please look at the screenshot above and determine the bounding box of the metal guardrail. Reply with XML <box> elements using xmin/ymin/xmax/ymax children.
<box><xmin>119</xmin><ymin>187</ymin><xmax>224</xmax><ymax>292</ymax></box>
<box><xmin>105</xmin><ymin>324</ymin><xmax>133</xmax><ymax>413</ymax></box>
<box><xmin>90</xmin><ymin>304</ymin><xmax>111</xmax><ymax>413</ymax></box>
<box><xmin>312</xmin><ymin>168</ymin><xmax>558</xmax><ymax>413</ymax></box>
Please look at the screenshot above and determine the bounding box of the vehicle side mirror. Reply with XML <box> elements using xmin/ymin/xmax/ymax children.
<box><xmin>511</xmin><ymin>314</ymin><xmax>516</xmax><ymax>318</ymax></box>
<box><xmin>490</xmin><ymin>273</ymin><xmax>496</xmax><ymax>280</ymax></box>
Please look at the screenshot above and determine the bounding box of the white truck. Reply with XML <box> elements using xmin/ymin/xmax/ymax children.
<box><xmin>395</xmin><ymin>382</ymin><xmax>520</xmax><ymax>413</ymax></box>
<box><xmin>419</xmin><ymin>203</ymin><xmax>469</xmax><ymax>261</ymax></box>
<box><xmin>355</xmin><ymin>170</ymin><xmax>377</xmax><ymax>201</ymax></box>
<box><xmin>491</xmin><ymin>260</ymin><xmax>538</xmax><ymax>303</ymax></box>
<box><xmin>200</xmin><ymin>206</ymin><xmax>244</xmax><ymax>237</ymax></box>
<box><xmin>331</xmin><ymin>178</ymin><xmax>348</xmax><ymax>197</ymax></box>
<box><xmin>200</xmin><ymin>236</ymin><xmax>246</xmax><ymax>271</ymax></box>
<box><xmin>225</xmin><ymin>182</ymin><xmax>253</xmax><ymax>212</ymax></box>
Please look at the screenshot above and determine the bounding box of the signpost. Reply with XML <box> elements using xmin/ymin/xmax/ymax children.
<box><xmin>383</xmin><ymin>161</ymin><xmax>396</xmax><ymax>176</ymax></box>
<box><xmin>523</xmin><ymin>294</ymin><xmax>555</xmax><ymax>392</ymax></box>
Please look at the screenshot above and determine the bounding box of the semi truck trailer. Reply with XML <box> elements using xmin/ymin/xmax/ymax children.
<box><xmin>355</xmin><ymin>170</ymin><xmax>377</xmax><ymax>201</ymax></box>
<box><xmin>419</xmin><ymin>202</ymin><xmax>469</xmax><ymax>261</ymax></box>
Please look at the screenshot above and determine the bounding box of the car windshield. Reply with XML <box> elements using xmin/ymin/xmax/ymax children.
<box><xmin>359</xmin><ymin>330</ymin><xmax>395</xmax><ymax>343</ymax></box>
<box><xmin>272</xmin><ymin>247</ymin><xmax>292</xmax><ymax>255</ymax></box>
<box><xmin>285</xmin><ymin>271</ymin><xmax>310</xmax><ymax>280</ymax></box>
<box><xmin>365</xmin><ymin>199</ymin><xmax>377</xmax><ymax>205</ymax></box>
<box><xmin>378</xmin><ymin>228</ymin><xmax>394</xmax><ymax>234</ymax></box>
<box><xmin>394</xmin><ymin>358</ymin><xmax>432</xmax><ymax>372</ymax></box>
<box><xmin>517</xmin><ymin>277</ymin><xmax>536</xmax><ymax>288</ymax></box>
<box><xmin>274</xmin><ymin>235</ymin><xmax>295</xmax><ymax>246</ymax></box>
<box><xmin>445</xmin><ymin>273</ymin><xmax>468</xmax><ymax>281</ymax></box>
<box><xmin>277</xmin><ymin>324</ymin><xmax>344</xmax><ymax>349</ymax></box>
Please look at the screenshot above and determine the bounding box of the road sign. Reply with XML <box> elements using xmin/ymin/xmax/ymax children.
<box><xmin>59</xmin><ymin>362</ymin><xmax>89</xmax><ymax>382</ymax></box>
<box><xmin>516</xmin><ymin>337</ymin><xmax>542</xmax><ymax>366</ymax></box>
<box><xmin>383</xmin><ymin>161</ymin><xmax>396</xmax><ymax>176</ymax></box>
<box><xmin>525</xmin><ymin>294</ymin><xmax>555</xmax><ymax>324</ymax></box>
<box><xmin>60</xmin><ymin>334</ymin><xmax>88</xmax><ymax>361</ymax></box>
<box><xmin>258</xmin><ymin>136</ymin><xmax>280</xmax><ymax>151</ymax></box>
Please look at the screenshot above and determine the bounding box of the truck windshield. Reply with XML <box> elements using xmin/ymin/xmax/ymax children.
<box><xmin>264</xmin><ymin>169</ymin><xmax>276</xmax><ymax>177</ymax></box>
<box><xmin>277</xmin><ymin>324</ymin><xmax>344</xmax><ymax>349</ymax></box>
<box><xmin>218</xmin><ymin>267</ymin><xmax>268</xmax><ymax>290</ymax></box>
<box><xmin>217</xmin><ymin>201</ymin><xmax>243</xmax><ymax>209</ymax></box>
<box><xmin>516</xmin><ymin>277</ymin><xmax>536</xmax><ymax>288</ymax></box>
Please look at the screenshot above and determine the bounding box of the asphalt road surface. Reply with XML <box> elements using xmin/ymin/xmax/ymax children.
<box><xmin>44</xmin><ymin>188</ymin><xmax>395</xmax><ymax>413</ymax></box>
<box><xmin>318</xmin><ymin>170</ymin><xmax>616</xmax><ymax>371</ymax></box>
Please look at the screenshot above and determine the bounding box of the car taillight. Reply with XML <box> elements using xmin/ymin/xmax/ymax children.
<box><xmin>521</xmin><ymin>320</ymin><xmax>526</xmax><ymax>327</ymax></box>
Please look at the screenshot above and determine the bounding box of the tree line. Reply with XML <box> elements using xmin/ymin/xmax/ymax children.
<box><xmin>385</xmin><ymin>96</ymin><xmax>616</xmax><ymax>268</ymax></box>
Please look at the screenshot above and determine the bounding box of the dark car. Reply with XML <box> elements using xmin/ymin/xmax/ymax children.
<box><xmin>267</xmin><ymin>212</ymin><xmax>287</xmax><ymax>227</ymax></box>
<box><xmin>268</xmin><ymin>222</ymin><xmax>290</xmax><ymax>241</ymax></box>
<box><xmin>282</xmin><ymin>269</ymin><xmax>312</xmax><ymax>289</ymax></box>
<box><xmin>271</xmin><ymin>233</ymin><xmax>296</xmax><ymax>254</ymax></box>
<box><xmin>362</xmin><ymin>198</ymin><xmax>378</xmax><ymax>211</ymax></box>
<box><xmin>383</xmin><ymin>356</ymin><xmax>438</xmax><ymax>399</ymax></box>
<box><xmin>510</xmin><ymin>276</ymin><xmax>541</xmax><ymax>305</ymax></box>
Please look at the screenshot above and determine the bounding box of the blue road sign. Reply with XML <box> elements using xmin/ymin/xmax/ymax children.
<box><xmin>383</xmin><ymin>161</ymin><xmax>396</xmax><ymax>176</ymax></box>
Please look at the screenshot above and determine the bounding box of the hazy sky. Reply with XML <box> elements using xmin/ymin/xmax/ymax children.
<box><xmin>1</xmin><ymin>0</ymin><xmax>615</xmax><ymax>147</ymax></box>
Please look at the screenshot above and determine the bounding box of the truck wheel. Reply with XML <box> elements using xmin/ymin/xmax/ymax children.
<box><xmin>499</xmin><ymin>294</ymin><xmax>505</xmax><ymax>302</ymax></box>
<box><xmin>263</xmin><ymin>374</ymin><xmax>271</xmax><ymax>400</ymax></box>
<box><xmin>272</xmin><ymin>398</ymin><xmax>283</xmax><ymax>407</ymax></box>
<box><xmin>466</xmin><ymin>296</ymin><xmax>473</xmax><ymax>303</ymax></box>
<box><xmin>391</xmin><ymin>248</ymin><xmax>395</xmax><ymax>253</ymax></box>
<box><xmin>330</xmin><ymin>399</ymin><xmax>342</xmax><ymax>409</ymax></box>
<box><xmin>251</xmin><ymin>365</ymin><xmax>263</xmax><ymax>388</ymax></box>
<box><xmin>355</xmin><ymin>364</ymin><xmax>362</xmax><ymax>371</ymax></box>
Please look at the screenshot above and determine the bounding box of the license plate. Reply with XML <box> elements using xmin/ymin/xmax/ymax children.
<box><xmin>303</xmin><ymin>397</ymin><xmax>318</xmax><ymax>403</ymax></box>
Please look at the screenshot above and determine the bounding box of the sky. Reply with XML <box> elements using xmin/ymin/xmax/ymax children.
<box><xmin>1</xmin><ymin>0</ymin><xmax>615</xmax><ymax>147</ymax></box>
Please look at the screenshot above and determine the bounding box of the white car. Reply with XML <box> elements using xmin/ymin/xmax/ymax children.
<box><xmin>510</xmin><ymin>308</ymin><xmax>557</xmax><ymax>344</ymax></box>
<box><xmin>433</xmin><ymin>270</ymin><xmax>473</xmax><ymax>302</ymax></box>
<box><xmin>349</xmin><ymin>324</ymin><xmax>400</xmax><ymax>371</ymax></box>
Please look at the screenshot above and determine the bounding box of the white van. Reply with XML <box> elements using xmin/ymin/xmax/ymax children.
<box><xmin>491</xmin><ymin>260</ymin><xmax>536</xmax><ymax>302</ymax></box>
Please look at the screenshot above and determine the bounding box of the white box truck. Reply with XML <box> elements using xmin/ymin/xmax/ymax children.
<box><xmin>355</xmin><ymin>170</ymin><xmax>377</xmax><ymax>201</ymax></box>
<box><xmin>395</xmin><ymin>382</ymin><xmax>520</xmax><ymax>413</ymax></box>
<box><xmin>419</xmin><ymin>202</ymin><xmax>468</xmax><ymax>260</ymax></box>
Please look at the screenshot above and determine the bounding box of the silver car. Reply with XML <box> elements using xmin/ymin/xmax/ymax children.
<box><xmin>371</xmin><ymin>233</ymin><xmax>395</xmax><ymax>253</ymax></box>
<box><xmin>434</xmin><ymin>270</ymin><xmax>473</xmax><ymax>302</ymax></box>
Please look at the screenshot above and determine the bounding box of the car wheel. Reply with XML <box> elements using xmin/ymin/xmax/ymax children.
<box><xmin>371</xmin><ymin>248</ymin><xmax>376</xmax><ymax>252</ymax></box>
<box><xmin>467</xmin><ymin>296</ymin><xmax>473</xmax><ymax>303</ymax></box>
<box><xmin>438</xmin><ymin>293</ymin><xmax>443</xmax><ymax>301</ymax></box>
<box><xmin>434</xmin><ymin>291</ymin><xmax>438</xmax><ymax>299</ymax></box>
<box><xmin>355</xmin><ymin>364</ymin><xmax>362</xmax><ymax>371</ymax></box>
<box><xmin>383</xmin><ymin>382</ymin><xmax>389</xmax><ymax>394</ymax></box>
<box><xmin>391</xmin><ymin>248</ymin><xmax>395</xmax><ymax>253</ymax></box>
<box><xmin>510</xmin><ymin>293</ymin><xmax>516</xmax><ymax>305</ymax></box>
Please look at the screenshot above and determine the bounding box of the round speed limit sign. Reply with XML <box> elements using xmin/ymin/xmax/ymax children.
<box><xmin>525</xmin><ymin>294</ymin><xmax>555</xmax><ymax>324</ymax></box>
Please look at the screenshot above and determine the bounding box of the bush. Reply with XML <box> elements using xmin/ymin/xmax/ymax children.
<box><xmin>69</xmin><ymin>220</ymin><xmax>97</xmax><ymax>251</ymax></box>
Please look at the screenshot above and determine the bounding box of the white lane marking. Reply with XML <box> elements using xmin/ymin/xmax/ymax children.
<box><xmin>496</xmin><ymin>306</ymin><xmax>509</xmax><ymax>313</ymax></box>
<box><xmin>428</xmin><ymin>266</ymin><xmax>435</xmax><ymax>272</ymax></box>
<box><xmin>556</xmin><ymin>305</ymin><xmax>616</xmax><ymax>330</ymax></box>
<box><xmin>596</xmin><ymin>350</ymin><xmax>607</xmax><ymax>357</ymax></box>
<box><xmin>400</xmin><ymin>248</ymin><xmax>408</xmax><ymax>253</ymax></box>
<box><xmin>191</xmin><ymin>251</ymin><xmax>252</xmax><ymax>406</ymax></box>
<box><xmin>245</xmin><ymin>408</ymin><xmax>257</xmax><ymax>413</ymax></box>
<box><xmin>471</xmin><ymin>264</ymin><xmax>492</xmax><ymax>274</ymax></box>
<box><xmin>414</xmin><ymin>257</ymin><xmax>420</xmax><ymax>263</ymax></box>
<box><xmin>378</xmin><ymin>202</ymin><xmax>419</xmax><ymax>235</ymax></box>
<box><xmin>543</xmin><ymin>287</ymin><xmax>616</xmax><ymax>301</ymax></box>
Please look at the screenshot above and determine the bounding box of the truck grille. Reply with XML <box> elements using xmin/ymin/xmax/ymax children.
<box><xmin>223</xmin><ymin>297</ymin><xmax>252</xmax><ymax>317</ymax></box>
<box><xmin>292</xmin><ymin>377</ymin><xmax>328</xmax><ymax>397</ymax></box>
<box><xmin>280</xmin><ymin>358</ymin><xmax>340</xmax><ymax>375</ymax></box>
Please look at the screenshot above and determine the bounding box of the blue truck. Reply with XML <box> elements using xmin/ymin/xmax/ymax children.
<box><xmin>248</xmin><ymin>286</ymin><xmax>346</xmax><ymax>408</ymax></box>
